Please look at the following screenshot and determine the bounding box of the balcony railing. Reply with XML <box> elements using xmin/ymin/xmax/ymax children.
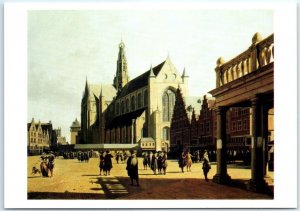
<box><xmin>215</xmin><ymin>33</ymin><xmax>274</xmax><ymax>88</ymax></box>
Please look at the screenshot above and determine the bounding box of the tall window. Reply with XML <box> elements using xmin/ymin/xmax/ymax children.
<box><xmin>162</xmin><ymin>89</ymin><xmax>176</xmax><ymax>122</ymax></box>
<box><xmin>137</xmin><ymin>93</ymin><xmax>142</xmax><ymax>108</ymax></box>
<box><xmin>126</xmin><ymin>99</ymin><xmax>129</xmax><ymax>112</ymax></box>
<box><xmin>232</xmin><ymin>121</ymin><xmax>236</xmax><ymax>131</ymax></box>
<box><xmin>237</xmin><ymin>120</ymin><xmax>242</xmax><ymax>131</ymax></box>
<box><xmin>162</xmin><ymin>127</ymin><xmax>170</xmax><ymax>140</ymax></box>
<box><xmin>131</xmin><ymin>96</ymin><xmax>136</xmax><ymax>110</ymax></box>
<box><xmin>144</xmin><ymin>90</ymin><xmax>148</xmax><ymax>106</ymax></box>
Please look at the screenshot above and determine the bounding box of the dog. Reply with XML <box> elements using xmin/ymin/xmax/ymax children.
<box><xmin>31</xmin><ymin>166</ymin><xmax>41</xmax><ymax>176</ymax></box>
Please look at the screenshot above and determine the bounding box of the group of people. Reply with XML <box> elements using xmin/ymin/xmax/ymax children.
<box><xmin>142</xmin><ymin>151</ymin><xmax>168</xmax><ymax>175</ymax></box>
<box><xmin>99</xmin><ymin>150</ymin><xmax>114</xmax><ymax>176</ymax></box>
<box><xmin>40</xmin><ymin>152</ymin><xmax>55</xmax><ymax>177</ymax></box>
<box><xmin>178</xmin><ymin>150</ymin><xmax>211</xmax><ymax>181</ymax></box>
<box><xmin>115</xmin><ymin>151</ymin><xmax>125</xmax><ymax>164</ymax></box>
<box><xmin>178</xmin><ymin>151</ymin><xmax>193</xmax><ymax>172</ymax></box>
<box><xmin>62</xmin><ymin>150</ymin><xmax>94</xmax><ymax>160</ymax></box>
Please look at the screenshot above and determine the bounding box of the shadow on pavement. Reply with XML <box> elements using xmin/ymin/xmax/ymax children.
<box><xmin>116</xmin><ymin>177</ymin><xmax>274</xmax><ymax>200</ymax></box>
<box><xmin>94</xmin><ymin>177</ymin><xmax>129</xmax><ymax>199</ymax></box>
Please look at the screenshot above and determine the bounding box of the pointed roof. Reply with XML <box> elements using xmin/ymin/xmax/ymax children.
<box><xmin>182</xmin><ymin>67</ymin><xmax>188</xmax><ymax>78</ymax></box>
<box><xmin>87</xmin><ymin>84</ymin><xmax>116</xmax><ymax>102</ymax></box>
<box><xmin>171</xmin><ymin>87</ymin><xmax>189</xmax><ymax>126</ymax></box>
<box><xmin>117</xmin><ymin>59</ymin><xmax>167</xmax><ymax>98</ymax></box>
<box><xmin>71</xmin><ymin>118</ymin><xmax>81</xmax><ymax>128</ymax></box>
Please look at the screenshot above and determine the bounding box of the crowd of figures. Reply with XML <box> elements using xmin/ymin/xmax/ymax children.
<box><xmin>61</xmin><ymin>150</ymin><xmax>98</xmax><ymax>161</ymax></box>
<box><xmin>37</xmin><ymin>152</ymin><xmax>55</xmax><ymax>177</ymax></box>
<box><xmin>142</xmin><ymin>151</ymin><xmax>168</xmax><ymax>175</ymax></box>
<box><xmin>226</xmin><ymin>149</ymin><xmax>251</xmax><ymax>165</ymax></box>
<box><xmin>32</xmin><ymin>149</ymin><xmax>212</xmax><ymax>184</ymax></box>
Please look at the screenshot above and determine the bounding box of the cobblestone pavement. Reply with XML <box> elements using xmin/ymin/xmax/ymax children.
<box><xmin>27</xmin><ymin>156</ymin><xmax>273</xmax><ymax>200</ymax></box>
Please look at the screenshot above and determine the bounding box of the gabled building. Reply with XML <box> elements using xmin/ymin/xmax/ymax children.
<box><xmin>170</xmin><ymin>88</ymin><xmax>191</xmax><ymax>154</ymax></box>
<box><xmin>27</xmin><ymin>118</ymin><xmax>53</xmax><ymax>155</ymax></box>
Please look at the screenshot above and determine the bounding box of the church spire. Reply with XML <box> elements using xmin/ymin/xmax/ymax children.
<box><xmin>100</xmin><ymin>84</ymin><xmax>103</xmax><ymax>98</ymax></box>
<box><xmin>149</xmin><ymin>65</ymin><xmax>155</xmax><ymax>78</ymax></box>
<box><xmin>113</xmin><ymin>40</ymin><xmax>129</xmax><ymax>95</ymax></box>
<box><xmin>84</xmin><ymin>76</ymin><xmax>89</xmax><ymax>97</ymax></box>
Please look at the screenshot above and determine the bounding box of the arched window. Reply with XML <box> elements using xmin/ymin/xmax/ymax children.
<box><xmin>144</xmin><ymin>90</ymin><xmax>148</xmax><ymax>106</ymax></box>
<box><xmin>137</xmin><ymin>93</ymin><xmax>142</xmax><ymax>108</ymax></box>
<box><xmin>125</xmin><ymin>99</ymin><xmax>129</xmax><ymax>112</ymax></box>
<box><xmin>131</xmin><ymin>96</ymin><xmax>136</xmax><ymax>110</ymax></box>
<box><xmin>162</xmin><ymin>127</ymin><xmax>170</xmax><ymax>140</ymax></box>
<box><xmin>162</xmin><ymin>89</ymin><xmax>176</xmax><ymax>122</ymax></box>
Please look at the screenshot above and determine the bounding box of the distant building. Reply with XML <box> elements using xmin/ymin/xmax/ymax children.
<box><xmin>70</xmin><ymin>118</ymin><xmax>81</xmax><ymax>145</ymax></box>
<box><xmin>55</xmin><ymin>127</ymin><xmax>67</xmax><ymax>145</ymax></box>
<box><xmin>27</xmin><ymin>118</ymin><xmax>54</xmax><ymax>155</ymax></box>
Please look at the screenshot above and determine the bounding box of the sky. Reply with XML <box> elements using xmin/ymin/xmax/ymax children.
<box><xmin>28</xmin><ymin>8</ymin><xmax>273</xmax><ymax>143</ymax></box>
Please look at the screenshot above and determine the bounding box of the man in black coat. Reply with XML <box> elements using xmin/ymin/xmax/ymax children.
<box><xmin>126</xmin><ymin>150</ymin><xmax>139</xmax><ymax>186</ymax></box>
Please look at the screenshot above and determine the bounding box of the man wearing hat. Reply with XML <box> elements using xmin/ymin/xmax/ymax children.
<box><xmin>126</xmin><ymin>150</ymin><xmax>139</xmax><ymax>186</ymax></box>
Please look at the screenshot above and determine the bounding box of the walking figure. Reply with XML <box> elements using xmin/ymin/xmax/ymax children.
<box><xmin>40</xmin><ymin>153</ymin><xmax>48</xmax><ymax>177</ymax></box>
<box><xmin>47</xmin><ymin>151</ymin><xmax>55</xmax><ymax>177</ymax></box>
<box><xmin>161</xmin><ymin>152</ymin><xmax>168</xmax><ymax>175</ymax></box>
<box><xmin>151</xmin><ymin>152</ymin><xmax>158</xmax><ymax>175</ymax></box>
<box><xmin>126</xmin><ymin>150</ymin><xmax>139</xmax><ymax>186</ymax></box>
<box><xmin>116</xmin><ymin>152</ymin><xmax>120</xmax><ymax>164</ymax></box>
<box><xmin>202</xmin><ymin>150</ymin><xmax>211</xmax><ymax>182</ymax></box>
<box><xmin>157</xmin><ymin>152</ymin><xmax>163</xmax><ymax>174</ymax></box>
<box><xmin>104</xmin><ymin>150</ymin><xmax>113</xmax><ymax>176</ymax></box>
<box><xmin>99</xmin><ymin>151</ymin><xmax>105</xmax><ymax>175</ymax></box>
<box><xmin>178</xmin><ymin>151</ymin><xmax>186</xmax><ymax>173</ymax></box>
<box><xmin>186</xmin><ymin>151</ymin><xmax>193</xmax><ymax>172</ymax></box>
<box><xmin>143</xmin><ymin>152</ymin><xmax>148</xmax><ymax>170</ymax></box>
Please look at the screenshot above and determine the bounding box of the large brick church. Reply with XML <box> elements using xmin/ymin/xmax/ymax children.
<box><xmin>79</xmin><ymin>41</ymin><xmax>192</xmax><ymax>152</ymax></box>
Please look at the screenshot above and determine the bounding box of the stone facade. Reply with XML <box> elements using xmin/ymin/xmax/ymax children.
<box><xmin>80</xmin><ymin>41</ymin><xmax>189</xmax><ymax>152</ymax></box>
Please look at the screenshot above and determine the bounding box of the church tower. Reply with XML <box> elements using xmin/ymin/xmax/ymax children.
<box><xmin>113</xmin><ymin>40</ymin><xmax>129</xmax><ymax>95</ymax></box>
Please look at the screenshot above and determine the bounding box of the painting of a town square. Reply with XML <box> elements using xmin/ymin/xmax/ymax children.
<box><xmin>25</xmin><ymin>4</ymin><xmax>276</xmax><ymax>204</ymax></box>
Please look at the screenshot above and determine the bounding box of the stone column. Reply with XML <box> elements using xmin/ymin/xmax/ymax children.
<box><xmin>131</xmin><ymin>119</ymin><xmax>135</xmax><ymax>144</ymax></box>
<box><xmin>213</xmin><ymin>106</ymin><xmax>231</xmax><ymax>184</ymax></box>
<box><xmin>248</xmin><ymin>97</ymin><xmax>268</xmax><ymax>192</ymax></box>
<box><xmin>261</xmin><ymin>104</ymin><xmax>269</xmax><ymax>177</ymax></box>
